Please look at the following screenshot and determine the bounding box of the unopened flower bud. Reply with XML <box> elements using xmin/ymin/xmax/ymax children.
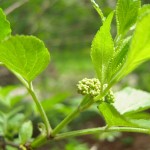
<box><xmin>105</xmin><ymin>89</ymin><xmax>115</xmax><ymax>103</ymax></box>
<box><xmin>77</xmin><ymin>78</ymin><xmax>101</xmax><ymax>97</ymax></box>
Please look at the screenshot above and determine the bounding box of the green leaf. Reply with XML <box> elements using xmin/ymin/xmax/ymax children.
<box><xmin>98</xmin><ymin>102</ymin><xmax>133</xmax><ymax>127</ymax></box>
<box><xmin>8</xmin><ymin>113</ymin><xmax>25</xmax><ymax>136</ymax></box>
<box><xmin>0</xmin><ymin>35</ymin><xmax>50</xmax><ymax>82</ymax></box>
<box><xmin>113</xmin><ymin>87</ymin><xmax>150</xmax><ymax>115</ymax></box>
<box><xmin>129</xmin><ymin>119</ymin><xmax>150</xmax><ymax>129</ymax></box>
<box><xmin>19</xmin><ymin>121</ymin><xmax>33</xmax><ymax>144</ymax></box>
<box><xmin>91</xmin><ymin>11</ymin><xmax>114</xmax><ymax>84</ymax></box>
<box><xmin>0</xmin><ymin>8</ymin><xmax>11</xmax><ymax>41</ymax></box>
<box><xmin>0</xmin><ymin>86</ymin><xmax>25</xmax><ymax>107</ymax></box>
<box><xmin>118</xmin><ymin>12</ymin><xmax>150</xmax><ymax>79</ymax></box>
<box><xmin>116</xmin><ymin>0</ymin><xmax>140</xmax><ymax>35</ymax></box>
<box><xmin>125</xmin><ymin>112</ymin><xmax>150</xmax><ymax>129</ymax></box>
<box><xmin>107</xmin><ymin>37</ymin><xmax>131</xmax><ymax>82</ymax></box>
<box><xmin>138</xmin><ymin>4</ymin><xmax>150</xmax><ymax>18</ymax></box>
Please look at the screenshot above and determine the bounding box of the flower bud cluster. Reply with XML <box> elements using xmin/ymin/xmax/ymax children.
<box><xmin>77</xmin><ymin>78</ymin><xmax>115</xmax><ymax>103</ymax></box>
<box><xmin>77</xmin><ymin>78</ymin><xmax>101</xmax><ymax>97</ymax></box>
<box><xmin>105</xmin><ymin>89</ymin><xmax>115</xmax><ymax>103</ymax></box>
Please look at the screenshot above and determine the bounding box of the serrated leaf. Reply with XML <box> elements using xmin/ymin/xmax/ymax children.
<box><xmin>19</xmin><ymin>121</ymin><xmax>33</xmax><ymax>144</ymax></box>
<box><xmin>91</xmin><ymin>11</ymin><xmax>114</xmax><ymax>84</ymax></box>
<box><xmin>107</xmin><ymin>37</ymin><xmax>131</xmax><ymax>82</ymax></box>
<box><xmin>113</xmin><ymin>87</ymin><xmax>150</xmax><ymax>115</ymax></box>
<box><xmin>98</xmin><ymin>102</ymin><xmax>133</xmax><ymax>127</ymax></box>
<box><xmin>116</xmin><ymin>12</ymin><xmax>150</xmax><ymax>81</ymax></box>
<box><xmin>0</xmin><ymin>8</ymin><xmax>11</xmax><ymax>41</ymax></box>
<box><xmin>0</xmin><ymin>35</ymin><xmax>50</xmax><ymax>82</ymax></box>
<box><xmin>116</xmin><ymin>0</ymin><xmax>140</xmax><ymax>35</ymax></box>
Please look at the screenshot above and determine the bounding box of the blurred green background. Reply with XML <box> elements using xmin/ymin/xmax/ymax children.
<box><xmin>0</xmin><ymin>0</ymin><xmax>150</xmax><ymax>150</ymax></box>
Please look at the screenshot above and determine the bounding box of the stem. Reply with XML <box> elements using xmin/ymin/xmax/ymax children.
<box><xmin>51</xmin><ymin>96</ymin><xmax>94</xmax><ymax>137</ymax></box>
<box><xmin>31</xmin><ymin>96</ymin><xmax>94</xmax><ymax>148</ymax></box>
<box><xmin>4</xmin><ymin>0</ymin><xmax>29</xmax><ymax>15</ymax></box>
<box><xmin>27</xmin><ymin>87</ymin><xmax>52</xmax><ymax>136</ymax></box>
<box><xmin>9</xmin><ymin>71</ymin><xmax>52</xmax><ymax>141</ymax></box>
<box><xmin>51</xmin><ymin>108</ymin><xmax>79</xmax><ymax>137</ymax></box>
<box><xmin>54</xmin><ymin>126</ymin><xmax>150</xmax><ymax>140</ymax></box>
<box><xmin>13</xmin><ymin>70</ymin><xmax>52</xmax><ymax>136</ymax></box>
<box><xmin>32</xmin><ymin>126</ymin><xmax>150</xmax><ymax>149</ymax></box>
<box><xmin>90</xmin><ymin>0</ymin><xmax>106</xmax><ymax>22</ymax></box>
<box><xmin>31</xmin><ymin>134</ymin><xmax>47</xmax><ymax>149</ymax></box>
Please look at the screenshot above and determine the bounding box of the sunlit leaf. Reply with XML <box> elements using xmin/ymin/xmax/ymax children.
<box><xmin>114</xmin><ymin>87</ymin><xmax>150</xmax><ymax>115</ymax></box>
<box><xmin>107</xmin><ymin>37</ymin><xmax>131</xmax><ymax>82</ymax></box>
<box><xmin>116</xmin><ymin>0</ymin><xmax>140</xmax><ymax>35</ymax></box>
<box><xmin>91</xmin><ymin>11</ymin><xmax>114</xmax><ymax>84</ymax></box>
<box><xmin>125</xmin><ymin>112</ymin><xmax>150</xmax><ymax>129</ymax></box>
<box><xmin>98</xmin><ymin>102</ymin><xmax>133</xmax><ymax>127</ymax></box>
<box><xmin>0</xmin><ymin>35</ymin><xmax>50</xmax><ymax>83</ymax></box>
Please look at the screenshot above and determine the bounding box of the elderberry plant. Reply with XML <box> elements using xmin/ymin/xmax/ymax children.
<box><xmin>0</xmin><ymin>0</ymin><xmax>150</xmax><ymax>149</ymax></box>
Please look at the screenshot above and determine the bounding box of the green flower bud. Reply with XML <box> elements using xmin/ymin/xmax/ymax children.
<box><xmin>105</xmin><ymin>89</ymin><xmax>115</xmax><ymax>103</ymax></box>
<box><xmin>77</xmin><ymin>78</ymin><xmax>101</xmax><ymax>97</ymax></box>
<box><xmin>77</xmin><ymin>78</ymin><xmax>115</xmax><ymax>103</ymax></box>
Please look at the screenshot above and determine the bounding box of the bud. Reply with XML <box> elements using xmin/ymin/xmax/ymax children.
<box><xmin>105</xmin><ymin>89</ymin><xmax>115</xmax><ymax>103</ymax></box>
<box><xmin>77</xmin><ymin>78</ymin><xmax>101</xmax><ymax>97</ymax></box>
<box><xmin>77</xmin><ymin>78</ymin><xmax>115</xmax><ymax>103</ymax></box>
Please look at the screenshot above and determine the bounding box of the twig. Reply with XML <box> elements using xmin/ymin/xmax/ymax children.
<box><xmin>4</xmin><ymin>0</ymin><xmax>29</xmax><ymax>15</ymax></box>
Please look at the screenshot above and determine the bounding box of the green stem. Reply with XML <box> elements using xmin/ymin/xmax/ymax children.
<box><xmin>31</xmin><ymin>108</ymin><xmax>80</xmax><ymax>149</ymax></box>
<box><xmin>90</xmin><ymin>0</ymin><xmax>106</xmax><ymax>22</ymax></box>
<box><xmin>32</xmin><ymin>126</ymin><xmax>150</xmax><ymax>149</ymax></box>
<box><xmin>13</xmin><ymin>71</ymin><xmax>52</xmax><ymax>136</ymax></box>
<box><xmin>51</xmin><ymin>108</ymin><xmax>79</xmax><ymax>137</ymax></box>
<box><xmin>54</xmin><ymin>126</ymin><xmax>150</xmax><ymax>140</ymax></box>
<box><xmin>27</xmin><ymin>87</ymin><xmax>52</xmax><ymax>136</ymax></box>
<box><xmin>31</xmin><ymin>134</ymin><xmax>47</xmax><ymax>149</ymax></box>
<box><xmin>31</xmin><ymin>96</ymin><xmax>93</xmax><ymax>148</ymax></box>
<box><xmin>51</xmin><ymin>96</ymin><xmax>93</xmax><ymax>137</ymax></box>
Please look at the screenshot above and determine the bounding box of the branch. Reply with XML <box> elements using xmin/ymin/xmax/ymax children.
<box><xmin>31</xmin><ymin>126</ymin><xmax>150</xmax><ymax>149</ymax></box>
<box><xmin>4</xmin><ymin>0</ymin><xmax>29</xmax><ymax>15</ymax></box>
<box><xmin>54</xmin><ymin>126</ymin><xmax>150</xmax><ymax>140</ymax></box>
